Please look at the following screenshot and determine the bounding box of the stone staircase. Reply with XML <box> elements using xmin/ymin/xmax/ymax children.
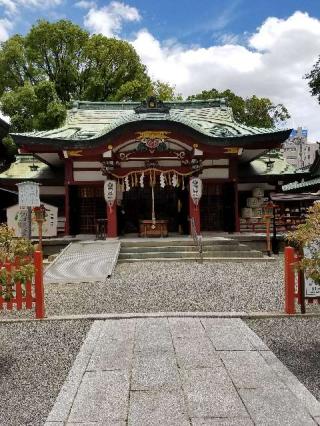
<box><xmin>118</xmin><ymin>237</ymin><xmax>271</xmax><ymax>263</ymax></box>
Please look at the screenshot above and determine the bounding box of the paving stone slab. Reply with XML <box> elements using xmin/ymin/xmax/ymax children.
<box><xmin>67</xmin><ymin>422</ymin><xmax>126</xmax><ymax>426</ymax></box>
<box><xmin>181</xmin><ymin>368</ymin><xmax>249</xmax><ymax>418</ymax></box>
<box><xmin>191</xmin><ymin>418</ymin><xmax>254</xmax><ymax>425</ymax></box>
<box><xmin>67</xmin><ymin>423</ymin><xmax>126</xmax><ymax>426</ymax></box>
<box><xmin>46</xmin><ymin>321</ymin><xmax>104</xmax><ymax>423</ymax></box>
<box><xmin>128</xmin><ymin>391</ymin><xmax>189</xmax><ymax>426</ymax></box>
<box><xmin>173</xmin><ymin>337</ymin><xmax>222</xmax><ymax>369</ymax></box>
<box><xmin>260</xmin><ymin>350</ymin><xmax>320</xmax><ymax>417</ymax></box>
<box><xmin>87</xmin><ymin>338</ymin><xmax>134</xmax><ymax>371</ymax></box>
<box><xmin>220</xmin><ymin>350</ymin><xmax>286</xmax><ymax>389</ymax></box>
<box><xmin>100</xmin><ymin>319</ymin><xmax>136</xmax><ymax>341</ymax></box>
<box><xmin>239</xmin><ymin>386</ymin><xmax>316</xmax><ymax>426</ymax></box>
<box><xmin>135</xmin><ymin>318</ymin><xmax>174</xmax><ymax>353</ymax></box>
<box><xmin>168</xmin><ymin>317</ymin><xmax>206</xmax><ymax>340</ymax></box>
<box><xmin>202</xmin><ymin>320</ymin><xmax>254</xmax><ymax>351</ymax></box>
<box><xmin>68</xmin><ymin>371</ymin><xmax>129</xmax><ymax>423</ymax></box>
<box><xmin>131</xmin><ymin>351</ymin><xmax>181</xmax><ymax>391</ymax></box>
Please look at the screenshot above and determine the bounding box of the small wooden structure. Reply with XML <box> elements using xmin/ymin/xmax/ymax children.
<box><xmin>139</xmin><ymin>220</ymin><xmax>168</xmax><ymax>237</ymax></box>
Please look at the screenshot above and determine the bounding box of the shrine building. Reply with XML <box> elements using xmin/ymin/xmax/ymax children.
<box><xmin>8</xmin><ymin>97</ymin><xmax>292</xmax><ymax>238</ymax></box>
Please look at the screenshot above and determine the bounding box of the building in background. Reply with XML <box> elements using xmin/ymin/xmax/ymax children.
<box><xmin>282</xmin><ymin>127</ymin><xmax>318</xmax><ymax>169</ymax></box>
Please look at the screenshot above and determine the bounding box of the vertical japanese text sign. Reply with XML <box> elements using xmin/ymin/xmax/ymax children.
<box><xmin>17</xmin><ymin>182</ymin><xmax>40</xmax><ymax>207</ymax></box>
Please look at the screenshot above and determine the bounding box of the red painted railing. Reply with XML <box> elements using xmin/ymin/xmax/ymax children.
<box><xmin>0</xmin><ymin>251</ymin><xmax>45</xmax><ymax>319</ymax></box>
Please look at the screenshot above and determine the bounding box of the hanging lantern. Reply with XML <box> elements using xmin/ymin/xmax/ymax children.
<box><xmin>190</xmin><ymin>177</ymin><xmax>202</xmax><ymax>206</ymax></box>
<box><xmin>104</xmin><ymin>180</ymin><xmax>117</xmax><ymax>211</ymax></box>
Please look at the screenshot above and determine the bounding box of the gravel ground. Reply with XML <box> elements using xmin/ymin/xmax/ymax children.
<box><xmin>1</xmin><ymin>257</ymin><xmax>319</xmax><ymax>318</ymax></box>
<box><xmin>43</xmin><ymin>258</ymin><xmax>285</xmax><ymax>316</ymax></box>
<box><xmin>247</xmin><ymin>318</ymin><xmax>320</xmax><ymax>400</ymax></box>
<box><xmin>0</xmin><ymin>320</ymin><xmax>92</xmax><ymax>426</ymax></box>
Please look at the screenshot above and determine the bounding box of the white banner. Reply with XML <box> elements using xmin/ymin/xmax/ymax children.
<box><xmin>104</xmin><ymin>180</ymin><xmax>117</xmax><ymax>208</ymax></box>
<box><xmin>190</xmin><ymin>177</ymin><xmax>202</xmax><ymax>206</ymax></box>
<box><xmin>17</xmin><ymin>182</ymin><xmax>40</xmax><ymax>207</ymax></box>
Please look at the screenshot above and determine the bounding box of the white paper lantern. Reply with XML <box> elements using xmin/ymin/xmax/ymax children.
<box><xmin>190</xmin><ymin>177</ymin><xmax>202</xmax><ymax>206</ymax></box>
<box><xmin>104</xmin><ymin>180</ymin><xmax>116</xmax><ymax>209</ymax></box>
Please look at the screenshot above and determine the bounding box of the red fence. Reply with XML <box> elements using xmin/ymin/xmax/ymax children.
<box><xmin>284</xmin><ymin>246</ymin><xmax>320</xmax><ymax>314</ymax></box>
<box><xmin>0</xmin><ymin>251</ymin><xmax>45</xmax><ymax>319</ymax></box>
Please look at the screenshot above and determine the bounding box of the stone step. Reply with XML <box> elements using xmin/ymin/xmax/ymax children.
<box><xmin>120</xmin><ymin>244</ymin><xmax>244</xmax><ymax>253</ymax></box>
<box><xmin>118</xmin><ymin>256</ymin><xmax>275</xmax><ymax>263</ymax></box>
<box><xmin>119</xmin><ymin>250</ymin><xmax>263</xmax><ymax>259</ymax></box>
<box><xmin>120</xmin><ymin>238</ymin><xmax>236</xmax><ymax>248</ymax></box>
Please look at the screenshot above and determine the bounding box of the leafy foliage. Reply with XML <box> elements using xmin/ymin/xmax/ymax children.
<box><xmin>0</xmin><ymin>19</ymin><xmax>153</xmax><ymax>132</ymax></box>
<box><xmin>188</xmin><ymin>88</ymin><xmax>290</xmax><ymax>128</ymax></box>
<box><xmin>305</xmin><ymin>58</ymin><xmax>320</xmax><ymax>103</ymax></box>
<box><xmin>150</xmin><ymin>80</ymin><xmax>182</xmax><ymax>101</ymax></box>
<box><xmin>286</xmin><ymin>203</ymin><xmax>320</xmax><ymax>284</ymax></box>
<box><xmin>0</xmin><ymin>225</ymin><xmax>35</xmax><ymax>301</ymax></box>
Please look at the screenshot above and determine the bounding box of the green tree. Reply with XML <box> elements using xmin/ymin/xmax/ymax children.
<box><xmin>188</xmin><ymin>88</ymin><xmax>290</xmax><ymax>128</ymax></box>
<box><xmin>0</xmin><ymin>19</ymin><xmax>153</xmax><ymax>132</ymax></box>
<box><xmin>149</xmin><ymin>80</ymin><xmax>182</xmax><ymax>101</ymax></box>
<box><xmin>305</xmin><ymin>58</ymin><xmax>320</xmax><ymax>103</ymax></box>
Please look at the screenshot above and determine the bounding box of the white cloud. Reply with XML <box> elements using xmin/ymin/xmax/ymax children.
<box><xmin>0</xmin><ymin>0</ymin><xmax>62</xmax><ymax>16</ymax></box>
<box><xmin>132</xmin><ymin>11</ymin><xmax>320</xmax><ymax>141</ymax></box>
<box><xmin>75</xmin><ymin>0</ymin><xmax>95</xmax><ymax>9</ymax></box>
<box><xmin>0</xmin><ymin>18</ymin><xmax>12</xmax><ymax>41</ymax></box>
<box><xmin>84</xmin><ymin>1</ymin><xmax>141</xmax><ymax>37</ymax></box>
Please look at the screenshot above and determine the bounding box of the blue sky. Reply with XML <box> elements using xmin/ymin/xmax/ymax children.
<box><xmin>1</xmin><ymin>1</ymin><xmax>320</xmax><ymax>139</ymax></box>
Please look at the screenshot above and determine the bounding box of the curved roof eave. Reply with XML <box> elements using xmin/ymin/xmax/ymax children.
<box><xmin>12</xmin><ymin>118</ymin><xmax>292</xmax><ymax>150</ymax></box>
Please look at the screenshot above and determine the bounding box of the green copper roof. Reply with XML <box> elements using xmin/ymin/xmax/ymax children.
<box><xmin>282</xmin><ymin>177</ymin><xmax>320</xmax><ymax>191</ymax></box>
<box><xmin>243</xmin><ymin>150</ymin><xmax>296</xmax><ymax>176</ymax></box>
<box><xmin>0</xmin><ymin>155</ymin><xmax>54</xmax><ymax>180</ymax></box>
<box><xmin>12</xmin><ymin>99</ymin><xmax>289</xmax><ymax>142</ymax></box>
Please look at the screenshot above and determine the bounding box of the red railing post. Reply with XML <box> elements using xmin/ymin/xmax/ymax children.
<box><xmin>284</xmin><ymin>246</ymin><xmax>296</xmax><ymax>314</ymax></box>
<box><xmin>34</xmin><ymin>250</ymin><xmax>45</xmax><ymax>319</ymax></box>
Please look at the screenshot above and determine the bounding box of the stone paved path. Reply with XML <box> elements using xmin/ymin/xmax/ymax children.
<box><xmin>45</xmin><ymin>318</ymin><xmax>320</xmax><ymax>425</ymax></box>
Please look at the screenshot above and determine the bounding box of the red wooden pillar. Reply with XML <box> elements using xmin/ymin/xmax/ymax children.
<box><xmin>284</xmin><ymin>246</ymin><xmax>296</xmax><ymax>314</ymax></box>
<box><xmin>64</xmin><ymin>159</ymin><xmax>73</xmax><ymax>235</ymax></box>
<box><xmin>189</xmin><ymin>184</ymin><xmax>201</xmax><ymax>234</ymax></box>
<box><xmin>107</xmin><ymin>202</ymin><xmax>117</xmax><ymax>238</ymax></box>
<box><xmin>234</xmin><ymin>181</ymin><xmax>240</xmax><ymax>232</ymax></box>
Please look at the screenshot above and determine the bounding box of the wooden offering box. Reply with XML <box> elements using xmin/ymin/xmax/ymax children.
<box><xmin>139</xmin><ymin>220</ymin><xmax>168</xmax><ymax>237</ymax></box>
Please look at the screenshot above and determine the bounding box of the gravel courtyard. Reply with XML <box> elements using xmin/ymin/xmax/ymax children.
<box><xmin>44</xmin><ymin>258</ymin><xmax>285</xmax><ymax>316</ymax></box>
<box><xmin>0</xmin><ymin>320</ymin><xmax>92</xmax><ymax>426</ymax></box>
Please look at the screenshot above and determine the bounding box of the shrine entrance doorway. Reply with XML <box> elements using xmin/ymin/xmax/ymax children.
<box><xmin>121</xmin><ymin>184</ymin><xmax>189</xmax><ymax>235</ymax></box>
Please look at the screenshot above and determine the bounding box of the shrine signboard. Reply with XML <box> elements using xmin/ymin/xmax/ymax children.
<box><xmin>304</xmin><ymin>241</ymin><xmax>320</xmax><ymax>298</ymax></box>
<box><xmin>17</xmin><ymin>182</ymin><xmax>40</xmax><ymax>207</ymax></box>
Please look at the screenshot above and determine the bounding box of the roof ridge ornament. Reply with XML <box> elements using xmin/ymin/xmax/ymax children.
<box><xmin>134</xmin><ymin>96</ymin><xmax>170</xmax><ymax>114</ymax></box>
